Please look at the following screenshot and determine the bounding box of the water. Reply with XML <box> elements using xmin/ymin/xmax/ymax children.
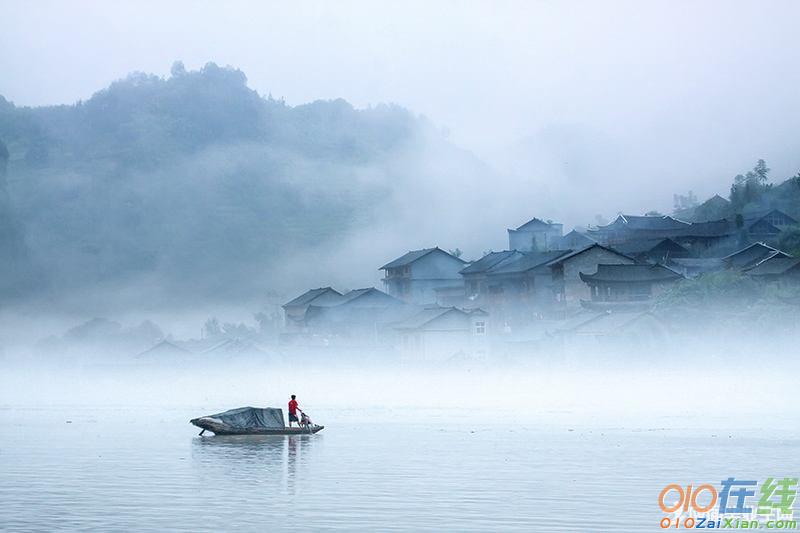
<box><xmin>2</xmin><ymin>405</ymin><xmax>798</xmax><ymax>531</ymax></box>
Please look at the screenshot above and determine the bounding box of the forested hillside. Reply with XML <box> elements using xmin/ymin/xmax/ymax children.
<box><xmin>0</xmin><ymin>62</ymin><xmax>463</xmax><ymax>302</ymax></box>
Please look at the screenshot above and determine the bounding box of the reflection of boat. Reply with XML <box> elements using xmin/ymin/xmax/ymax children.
<box><xmin>190</xmin><ymin>406</ymin><xmax>324</xmax><ymax>435</ymax></box>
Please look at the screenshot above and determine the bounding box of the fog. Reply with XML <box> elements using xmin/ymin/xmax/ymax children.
<box><xmin>3</xmin><ymin>0</ymin><xmax>800</xmax><ymax>218</ymax></box>
<box><xmin>3</xmin><ymin>333</ymin><xmax>799</xmax><ymax>436</ymax></box>
<box><xmin>5</xmin><ymin>6</ymin><xmax>800</xmax><ymax>532</ymax></box>
<box><xmin>1</xmin><ymin>2</ymin><xmax>799</xmax><ymax>405</ymax></box>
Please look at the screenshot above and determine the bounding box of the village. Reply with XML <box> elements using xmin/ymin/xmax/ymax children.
<box><xmin>278</xmin><ymin>197</ymin><xmax>800</xmax><ymax>362</ymax></box>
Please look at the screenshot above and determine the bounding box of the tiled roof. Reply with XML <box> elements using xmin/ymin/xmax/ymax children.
<box><xmin>283</xmin><ymin>287</ymin><xmax>342</xmax><ymax>308</ymax></box>
<box><xmin>545</xmin><ymin>243</ymin><xmax>634</xmax><ymax>266</ymax></box>
<box><xmin>579</xmin><ymin>263</ymin><xmax>683</xmax><ymax>283</ymax></box>
<box><xmin>515</xmin><ymin>217</ymin><xmax>557</xmax><ymax>231</ymax></box>
<box><xmin>558</xmin><ymin>230</ymin><xmax>597</xmax><ymax>248</ymax></box>
<box><xmin>600</xmin><ymin>214</ymin><xmax>691</xmax><ymax>231</ymax></box>
<box><xmin>339</xmin><ymin>287</ymin><xmax>402</xmax><ymax>307</ymax></box>
<box><xmin>487</xmin><ymin>249</ymin><xmax>572</xmax><ymax>275</ymax></box>
<box><xmin>721</xmin><ymin>242</ymin><xmax>791</xmax><ymax>269</ymax></box>
<box><xmin>613</xmin><ymin>238</ymin><xmax>687</xmax><ymax>255</ymax></box>
<box><xmin>392</xmin><ymin>307</ymin><xmax>463</xmax><ymax>330</ymax></box>
<box><xmin>459</xmin><ymin>250</ymin><xmax>520</xmax><ymax>275</ymax></box>
<box><xmin>744</xmin><ymin>257</ymin><xmax>800</xmax><ymax>276</ymax></box>
<box><xmin>380</xmin><ymin>247</ymin><xmax>465</xmax><ymax>270</ymax></box>
<box><xmin>678</xmin><ymin>219</ymin><xmax>735</xmax><ymax>237</ymax></box>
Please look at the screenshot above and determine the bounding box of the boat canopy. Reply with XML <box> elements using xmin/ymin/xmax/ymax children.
<box><xmin>206</xmin><ymin>407</ymin><xmax>285</xmax><ymax>429</ymax></box>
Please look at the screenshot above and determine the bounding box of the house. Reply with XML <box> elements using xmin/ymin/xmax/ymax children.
<box><xmin>744</xmin><ymin>209</ymin><xmax>797</xmax><ymax>231</ymax></box>
<box><xmin>459</xmin><ymin>250</ymin><xmax>524</xmax><ymax>299</ymax></box>
<box><xmin>380</xmin><ymin>247</ymin><xmax>466</xmax><ymax>304</ymax></box>
<box><xmin>674</xmin><ymin>194</ymin><xmax>731</xmax><ymax>222</ymax></box>
<box><xmin>584</xmin><ymin>209</ymin><xmax>794</xmax><ymax>258</ymax></box>
<box><xmin>337</xmin><ymin>287</ymin><xmax>404</xmax><ymax>307</ymax></box>
<box><xmin>282</xmin><ymin>287</ymin><xmax>345</xmax><ymax>330</ymax></box>
<box><xmin>579</xmin><ymin>263</ymin><xmax>684</xmax><ymax>310</ymax></box>
<box><xmin>670</xmin><ymin>218</ymin><xmax>737</xmax><ymax>255</ymax></box>
<box><xmin>557</xmin><ymin>230</ymin><xmax>596</xmax><ymax>250</ymax></box>
<box><xmin>614</xmin><ymin>238</ymin><xmax>689</xmax><ymax>263</ymax></box>
<box><xmin>700</xmin><ymin>209</ymin><xmax>795</xmax><ymax>247</ymax></box>
<box><xmin>392</xmin><ymin>306</ymin><xmax>489</xmax><ymax>362</ymax></box>
<box><xmin>480</xmin><ymin>249</ymin><xmax>573</xmax><ymax>324</ymax></box>
<box><xmin>722</xmin><ymin>242</ymin><xmax>792</xmax><ymax>271</ymax></box>
<box><xmin>456</xmin><ymin>249</ymin><xmax>574</xmax><ymax>326</ymax></box>
<box><xmin>507</xmin><ymin>217</ymin><xmax>563</xmax><ymax>251</ymax></box>
<box><xmin>746</xmin><ymin>220</ymin><xmax>781</xmax><ymax>241</ymax></box>
<box><xmin>546</xmin><ymin>244</ymin><xmax>637</xmax><ymax>307</ymax></box>
<box><xmin>587</xmin><ymin>214</ymin><xmax>691</xmax><ymax>244</ymax></box>
<box><xmin>671</xmin><ymin>210</ymin><xmax>796</xmax><ymax>254</ymax></box>
<box><xmin>304</xmin><ymin>287</ymin><xmax>411</xmax><ymax>342</ymax></box>
<box><xmin>743</xmin><ymin>256</ymin><xmax>800</xmax><ymax>286</ymax></box>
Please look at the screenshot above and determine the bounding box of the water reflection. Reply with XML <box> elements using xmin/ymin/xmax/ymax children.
<box><xmin>194</xmin><ymin>434</ymin><xmax>290</xmax><ymax>452</ymax></box>
<box><xmin>191</xmin><ymin>434</ymin><xmax>318</xmax><ymax>492</ymax></box>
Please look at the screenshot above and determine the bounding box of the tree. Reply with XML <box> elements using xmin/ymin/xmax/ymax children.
<box><xmin>673</xmin><ymin>190</ymin><xmax>698</xmax><ymax>211</ymax></box>
<box><xmin>654</xmin><ymin>270</ymin><xmax>762</xmax><ymax>317</ymax></box>
<box><xmin>753</xmin><ymin>158</ymin><xmax>770</xmax><ymax>182</ymax></box>
<box><xmin>170</xmin><ymin>60</ymin><xmax>186</xmax><ymax>77</ymax></box>
<box><xmin>730</xmin><ymin>159</ymin><xmax>772</xmax><ymax>211</ymax></box>
<box><xmin>203</xmin><ymin>317</ymin><xmax>221</xmax><ymax>338</ymax></box>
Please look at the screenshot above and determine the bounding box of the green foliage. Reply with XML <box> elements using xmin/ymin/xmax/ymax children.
<box><xmin>4</xmin><ymin>62</ymin><xmax>423</xmax><ymax>170</ymax></box>
<box><xmin>654</xmin><ymin>270</ymin><xmax>762</xmax><ymax>312</ymax></box>
<box><xmin>0</xmin><ymin>62</ymin><xmax>443</xmax><ymax>300</ymax></box>
<box><xmin>729</xmin><ymin>158</ymin><xmax>773</xmax><ymax>211</ymax></box>
<box><xmin>655</xmin><ymin>269</ymin><xmax>800</xmax><ymax>334</ymax></box>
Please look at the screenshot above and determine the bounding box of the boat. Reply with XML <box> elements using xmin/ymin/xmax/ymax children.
<box><xmin>190</xmin><ymin>406</ymin><xmax>324</xmax><ymax>436</ymax></box>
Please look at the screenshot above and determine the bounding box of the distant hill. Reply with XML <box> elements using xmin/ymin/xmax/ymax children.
<box><xmin>0</xmin><ymin>62</ymin><xmax>468</xmax><ymax>303</ymax></box>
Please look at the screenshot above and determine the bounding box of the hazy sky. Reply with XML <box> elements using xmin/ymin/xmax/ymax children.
<box><xmin>2</xmin><ymin>0</ymin><xmax>800</xmax><ymax>214</ymax></box>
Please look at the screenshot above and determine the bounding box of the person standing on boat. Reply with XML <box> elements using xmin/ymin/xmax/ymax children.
<box><xmin>288</xmin><ymin>394</ymin><xmax>302</xmax><ymax>427</ymax></box>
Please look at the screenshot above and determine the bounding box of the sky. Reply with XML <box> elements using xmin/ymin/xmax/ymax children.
<box><xmin>2</xmin><ymin>0</ymin><xmax>800</xmax><ymax>215</ymax></box>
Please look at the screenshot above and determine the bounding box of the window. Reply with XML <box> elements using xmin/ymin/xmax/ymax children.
<box><xmin>767</xmin><ymin>213</ymin><xmax>786</xmax><ymax>226</ymax></box>
<box><xmin>475</xmin><ymin>321</ymin><xmax>486</xmax><ymax>335</ymax></box>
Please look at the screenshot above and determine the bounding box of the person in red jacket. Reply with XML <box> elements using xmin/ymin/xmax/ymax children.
<box><xmin>288</xmin><ymin>394</ymin><xmax>302</xmax><ymax>427</ymax></box>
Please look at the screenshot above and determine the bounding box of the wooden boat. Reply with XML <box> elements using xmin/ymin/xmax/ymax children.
<box><xmin>190</xmin><ymin>406</ymin><xmax>323</xmax><ymax>436</ymax></box>
<box><xmin>191</xmin><ymin>417</ymin><xmax>324</xmax><ymax>435</ymax></box>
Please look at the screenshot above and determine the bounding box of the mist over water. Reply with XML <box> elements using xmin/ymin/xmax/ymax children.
<box><xmin>3</xmin><ymin>349</ymin><xmax>799</xmax><ymax>531</ymax></box>
<box><xmin>2</xmin><ymin>280</ymin><xmax>798</xmax><ymax>532</ymax></box>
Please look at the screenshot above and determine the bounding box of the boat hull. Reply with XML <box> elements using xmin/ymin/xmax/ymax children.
<box><xmin>190</xmin><ymin>416</ymin><xmax>324</xmax><ymax>435</ymax></box>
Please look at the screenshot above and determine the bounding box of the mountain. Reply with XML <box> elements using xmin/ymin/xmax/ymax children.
<box><xmin>0</xmin><ymin>62</ymin><xmax>470</xmax><ymax>304</ymax></box>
